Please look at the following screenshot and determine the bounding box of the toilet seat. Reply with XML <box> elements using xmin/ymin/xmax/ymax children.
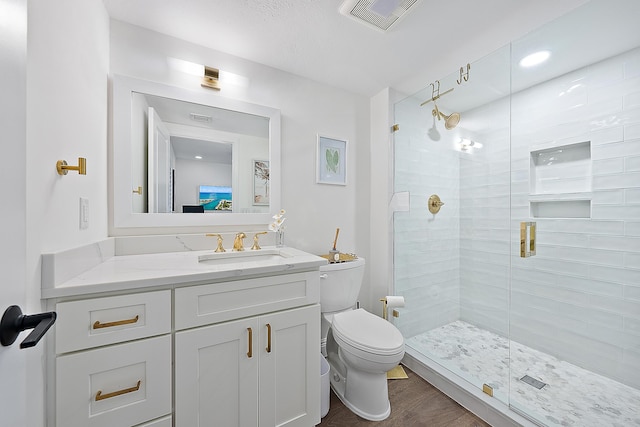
<box><xmin>331</xmin><ymin>309</ymin><xmax>404</xmax><ymax>356</ymax></box>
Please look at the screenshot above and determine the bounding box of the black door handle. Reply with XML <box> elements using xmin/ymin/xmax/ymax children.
<box><xmin>0</xmin><ymin>305</ymin><xmax>57</xmax><ymax>349</ymax></box>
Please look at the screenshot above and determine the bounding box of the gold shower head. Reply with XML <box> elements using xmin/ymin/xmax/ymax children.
<box><xmin>432</xmin><ymin>104</ymin><xmax>460</xmax><ymax>130</ymax></box>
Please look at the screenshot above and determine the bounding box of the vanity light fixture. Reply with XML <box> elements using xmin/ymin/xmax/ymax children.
<box><xmin>56</xmin><ymin>157</ymin><xmax>86</xmax><ymax>176</ymax></box>
<box><xmin>519</xmin><ymin>50</ymin><xmax>551</xmax><ymax>68</ymax></box>
<box><xmin>201</xmin><ymin>66</ymin><xmax>221</xmax><ymax>91</ymax></box>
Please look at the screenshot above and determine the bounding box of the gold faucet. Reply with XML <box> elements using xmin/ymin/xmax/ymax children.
<box><xmin>250</xmin><ymin>232</ymin><xmax>268</xmax><ymax>250</ymax></box>
<box><xmin>205</xmin><ymin>233</ymin><xmax>226</xmax><ymax>252</ymax></box>
<box><xmin>233</xmin><ymin>232</ymin><xmax>246</xmax><ymax>251</ymax></box>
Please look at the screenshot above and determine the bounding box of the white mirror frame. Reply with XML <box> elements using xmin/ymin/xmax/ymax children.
<box><xmin>110</xmin><ymin>75</ymin><xmax>281</xmax><ymax>231</ymax></box>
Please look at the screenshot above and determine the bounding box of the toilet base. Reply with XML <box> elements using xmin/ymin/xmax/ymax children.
<box><xmin>327</xmin><ymin>357</ymin><xmax>391</xmax><ymax>421</ymax></box>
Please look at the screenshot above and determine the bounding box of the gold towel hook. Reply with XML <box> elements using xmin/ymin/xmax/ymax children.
<box><xmin>57</xmin><ymin>157</ymin><xmax>86</xmax><ymax>175</ymax></box>
<box><xmin>457</xmin><ymin>63</ymin><xmax>471</xmax><ymax>85</ymax></box>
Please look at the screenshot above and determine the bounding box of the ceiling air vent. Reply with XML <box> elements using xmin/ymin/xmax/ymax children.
<box><xmin>340</xmin><ymin>0</ymin><xmax>423</xmax><ymax>32</ymax></box>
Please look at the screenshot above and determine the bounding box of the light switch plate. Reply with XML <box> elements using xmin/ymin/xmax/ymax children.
<box><xmin>79</xmin><ymin>197</ymin><xmax>89</xmax><ymax>230</ymax></box>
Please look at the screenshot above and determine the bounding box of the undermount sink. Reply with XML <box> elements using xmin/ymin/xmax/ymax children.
<box><xmin>198</xmin><ymin>248</ymin><xmax>292</xmax><ymax>266</ymax></box>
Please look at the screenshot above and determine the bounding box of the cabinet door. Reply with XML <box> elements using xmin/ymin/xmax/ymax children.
<box><xmin>175</xmin><ymin>317</ymin><xmax>259</xmax><ymax>427</ymax></box>
<box><xmin>259</xmin><ymin>304</ymin><xmax>321</xmax><ymax>427</ymax></box>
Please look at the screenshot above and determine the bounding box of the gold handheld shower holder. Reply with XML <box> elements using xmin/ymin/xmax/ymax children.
<box><xmin>420</xmin><ymin>80</ymin><xmax>454</xmax><ymax>107</ymax></box>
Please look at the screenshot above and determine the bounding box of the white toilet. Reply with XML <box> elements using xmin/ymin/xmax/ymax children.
<box><xmin>319</xmin><ymin>257</ymin><xmax>405</xmax><ymax>421</ymax></box>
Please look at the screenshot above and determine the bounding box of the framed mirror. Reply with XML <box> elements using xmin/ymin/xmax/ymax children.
<box><xmin>111</xmin><ymin>75</ymin><xmax>281</xmax><ymax>230</ymax></box>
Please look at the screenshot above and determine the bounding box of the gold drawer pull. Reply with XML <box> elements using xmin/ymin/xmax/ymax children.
<box><xmin>266</xmin><ymin>323</ymin><xmax>272</xmax><ymax>353</ymax></box>
<box><xmin>93</xmin><ymin>315</ymin><xmax>139</xmax><ymax>329</ymax></box>
<box><xmin>247</xmin><ymin>327</ymin><xmax>253</xmax><ymax>358</ymax></box>
<box><xmin>95</xmin><ymin>380</ymin><xmax>141</xmax><ymax>401</ymax></box>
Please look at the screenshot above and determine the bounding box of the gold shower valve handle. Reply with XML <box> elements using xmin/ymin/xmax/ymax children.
<box><xmin>428</xmin><ymin>194</ymin><xmax>445</xmax><ymax>214</ymax></box>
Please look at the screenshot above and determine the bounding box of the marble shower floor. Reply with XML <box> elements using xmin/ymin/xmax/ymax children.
<box><xmin>406</xmin><ymin>321</ymin><xmax>640</xmax><ymax>427</ymax></box>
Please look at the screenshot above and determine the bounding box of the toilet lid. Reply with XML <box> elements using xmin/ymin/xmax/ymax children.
<box><xmin>331</xmin><ymin>309</ymin><xmax>404</xmax><ymax>356</ymax></box>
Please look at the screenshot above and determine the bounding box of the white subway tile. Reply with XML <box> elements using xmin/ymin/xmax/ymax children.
<box><xmin>593</xmin><ymin>158</ymin><xmax>625</xmax><ymax>175</ymax></box>
<box><xmin>594</xmin><ymin>139</ymin><xmax>640</xmax><ymax>160</ymax></box>
<box><xmin>589</xmin><ymin>235</ymin><xmax>640</xmax><ymax>253</ymax></box>
<box><xmin>626</xmin><ymin>222</ymin><xmax>640</xmax><ymax>237</ymax></box>
<box><xmin>625</xmin><ymin>252</ymin><xmax>640</xmax><ymax>269</ymax></box>
<box><xmin>593</xmin><ymin>205</ymin><xmax>640</xmax><ymax>220</ymax></box>
<box><xmin>626</xmin><ymin>123</ymin><xmax>640</xmax><ymax>140</ymax></box>
<box><xmin>588</xmin><ymin>264</ymin><xmax>640</xmax><ymax>285</ymax></box>
<box><xmin>624</xmin><ymin>284</ymin><xmax>640</xmax><ymax>300</ymax></box>
<box><xmin>624</xmin><ymin>90</ymin><xmax>640</xmax><ymax>110</ymax></box>
<box><xmin>593</xmin><ymin>172</ymin><xmax>640</xmax><ymax>190</ymax></box>
<box><xmin>626</xmin><ymin>188</ymin><xmax>640</xmax><ymax>204</ymax></box>
<box><xmin>560</xmin><ymin>275</ymin><xmax>624</xmax><ymax>298</ymax></box>
<box><xmin>590</xmin><ymin>126</ymin><xmax>625</xmax><ymax>147</ymax></box>
<box><xmin>626</xmin><ymin>154</ymin><xmax>640</xmax><ymax>171</ymax></box>
<box><xmin>593</xmin><ymin>189</ymin><xmax>625</xmax><ymax>205</ymax></box>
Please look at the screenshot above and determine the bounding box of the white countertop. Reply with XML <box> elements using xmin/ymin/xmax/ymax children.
<box><xmin>42</xmin><ymin>246</ymin><xmax>327</xmax><ymax>299</ymax></box>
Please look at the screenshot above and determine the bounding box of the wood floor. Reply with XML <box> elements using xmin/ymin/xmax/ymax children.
<box><xmin>319</xmin><ymin>366</ymin><xmax>491</xmax><ymax>427</ymax></box>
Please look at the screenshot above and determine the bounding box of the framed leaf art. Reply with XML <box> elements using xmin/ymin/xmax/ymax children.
<box><xmin>316</xmin><ymin>135</ymin><xmax>347</xmax><ymax>185</ymax></box>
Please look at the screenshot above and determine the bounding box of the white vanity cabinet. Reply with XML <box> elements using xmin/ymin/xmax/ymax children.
<box><xmin>175</xmin><ymin>305</ymin><xmax>320</xmax><ymax>427</ymax></box>
<box><xmin>53</xmin><ymin>290</ymin><xmax>172</xmax><ymax>427</ymax></box>
<box><xmin>174</xmin><ymin>272</ymin><xmax>321</xmax><ymax>427</ymax></box>
<box><xmin>44</xmin><ymin>245</ymin><xmax>325</xmax><ymax>427</ymax></box>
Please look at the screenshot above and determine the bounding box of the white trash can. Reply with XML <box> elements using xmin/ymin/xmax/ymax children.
<box><xmin>320</xmin><ymin>355</ymin><xmax>330</xmax><ymax>418</ymax></box>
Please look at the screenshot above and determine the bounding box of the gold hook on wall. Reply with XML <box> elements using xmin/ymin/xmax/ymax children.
<box><xmin>457</xmin><ymin>63</ymin><xmax>471</xmax><ymax>85</ymax></box>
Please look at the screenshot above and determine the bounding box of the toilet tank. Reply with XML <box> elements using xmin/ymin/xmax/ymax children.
<box><xmin>319</xmin><ymin>257</ymin><xmax>365</xmax><ymax>313</ymax></box>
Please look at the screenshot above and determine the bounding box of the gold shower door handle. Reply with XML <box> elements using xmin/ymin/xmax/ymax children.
<box><xmin>520</xmin><ymin>222</ymin><xmax>536</xmax><ymax>258</ymax></box>
<box><xmin>247</xmin><ymin>327</ymin><xmax>253</xmax><ymax>358</ymax></box>
<box><xmin>266</xmin><ymin>323</ymin><xmax>272</xmax><ymax>353</ymax></box>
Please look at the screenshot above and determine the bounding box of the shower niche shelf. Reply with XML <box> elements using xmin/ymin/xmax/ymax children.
<box><xmin>529</xmin><ymin>141</ymin><xmax>592</xmax><ymax>218</ymax></box>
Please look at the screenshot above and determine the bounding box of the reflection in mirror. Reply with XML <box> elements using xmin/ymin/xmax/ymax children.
<box><xmin>111</xmin><ymin>75</ymin><xmax>281</xmax><ymax>231</ymax></box>
<box><xmin>132</xmin><ymin>92</ymin><xmax>269</xmax><ymax>214</ymax></box>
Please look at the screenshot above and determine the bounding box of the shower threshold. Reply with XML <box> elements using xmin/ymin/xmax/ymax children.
<box><xmin>403</xmin><ymin>321</ymin><xmax>640</xmax><ymax>427</ymax></box>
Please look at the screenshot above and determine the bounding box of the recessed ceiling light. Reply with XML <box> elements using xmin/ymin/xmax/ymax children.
<box><xmin>195</xmin><ymin>155</ymin><xmax>202</xmax><ymax>160</ymax></box>
<box><xmin>519</xmin><ymin>50</ymin><xmax>551</xmax><ymax>68</ymax></box>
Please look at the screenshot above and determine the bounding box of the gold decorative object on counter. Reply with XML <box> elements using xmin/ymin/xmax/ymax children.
<box><xmin>319</xmin><ymin>252</ymin><xmax>358</xmax><ymax>263</ymax></box>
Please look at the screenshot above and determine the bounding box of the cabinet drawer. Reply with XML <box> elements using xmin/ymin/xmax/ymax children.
<box><xmin>56</xmin><ymin>335</ymin><xmax>171</xmax><ymax>427</ymax></box>
<box><xmin>175</xmin><ymin>271</ymin><xmax>320</xmax><ymax>330</ymax></box>
<box><xmin>55</xmin><ymin>290</ymin><xmax>171</xmax><ymax>354</ymax></box>
<box><xmin>134</xmin><ymin>415</ymin><xmax>172</xmax><ymax>427</ymax></box>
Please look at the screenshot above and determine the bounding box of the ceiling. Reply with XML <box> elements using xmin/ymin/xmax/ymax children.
<box><xmin>102</xmin><ymin>0</ymin><xmax>589</xmax><ymax>97</ymax></box>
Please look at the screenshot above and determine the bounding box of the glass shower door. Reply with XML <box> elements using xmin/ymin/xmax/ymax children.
<box><xmin>393</xmin><ymin>45</ymin><xmax>513</xmax><ymax>404</ymax></box>
<box><xmin>507</xmin><ymin>0</ymin><xmax>640</xmax><ymax>424</ymax></box>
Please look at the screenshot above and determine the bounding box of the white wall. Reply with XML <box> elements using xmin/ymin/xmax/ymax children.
<box><xmin>0</xmin><ymin>1</ymin><xmax>27</xmax><ymax>425</ymax></box>
<box><xmin>109</xmin><ymin>20</ymin><xmax>371</xmax><ymax>280</ymax></box>
<box><xmin>25</xmin><ymin>0</ymin><xmax>109</xmax><ymax>425</ymax></box>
